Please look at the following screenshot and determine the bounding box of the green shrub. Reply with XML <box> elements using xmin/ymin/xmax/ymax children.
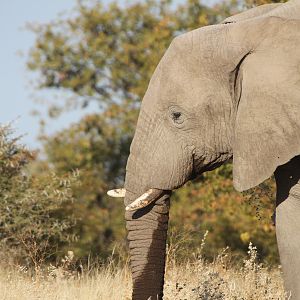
<box><xmin>0</xmin><ymin>124</ymin><xmax>80</xmax><ymax>268</ymax></box>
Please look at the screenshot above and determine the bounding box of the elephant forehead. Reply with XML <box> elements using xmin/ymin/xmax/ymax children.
<box><xmin>141</xmin><ymin>71</ymin><xmax>228</xmax><ymax>117</ymax></box>
<box><xmin>160</xmin><ymin>74</ymin><xmax>227</xmax><ymax>110</ymax></box>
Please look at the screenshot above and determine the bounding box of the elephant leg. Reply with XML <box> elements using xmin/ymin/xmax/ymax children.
<box><xmin>275</xmin><ymin>156</ymin><xmax>300</xmax><ymax>299</ymax></box>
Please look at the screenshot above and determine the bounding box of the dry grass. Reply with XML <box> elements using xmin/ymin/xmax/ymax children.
<box><xmin>0</xmin><ymin>262</ymin><xmax>132</xmax><ymax>300</ymax></box>
<box><xmin>0</xmin><ymin>244</ymin><xmax>287</xmax><ymax>300</ymax></box>
<box><xmin>164</xmin><ymin>243</ymin><xmax>286</xmax><ymax>300</ymax></box>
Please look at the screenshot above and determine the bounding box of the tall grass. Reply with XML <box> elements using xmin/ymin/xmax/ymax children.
<box><xmin>164</xmin><ymin>243</ymin><xmax>285</xmax><ymax>299</ymax></box>
<box><xmin>0</xmin><ymin>242</ymin><xmax>286</xmax><ymax>300</ymax></box>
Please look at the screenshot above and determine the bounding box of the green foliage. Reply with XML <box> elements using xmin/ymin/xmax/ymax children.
<box><xmin>170</xmin><ymin>163</ymin><xmax>278</xmax><ymax>264</ymax></box>
<box><xmin>27</xmin><ymin>0</ymin><xmax>236</xmax><ymax>115</ymax></box>
<box><xmin>28</xmin><ymin>1</ymin><xmax>174</xmax><ymax>112</ymax></box>
<box><xmin>25</xmin><ymin>0</ymin><xmax>283</xmax><ymax>264</ymax></box>
<box><xmin>43</xmin><ymin>113</ymin><xmax>128</xmax><ymax>258</ymax></box>
<box><xmin>0</xmin><ymin>124</ymin><xmax>80</xmax><ymax>267</ymax></box>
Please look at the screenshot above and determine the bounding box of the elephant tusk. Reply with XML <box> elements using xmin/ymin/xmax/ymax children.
<box><xmin>125</xmin><ymin>188</ymin><xmax>164</xmax><ymax>211</ymax></box>
<box><xmin>107</xmin><ymin>188</ymin><xmax>126</xmax><ymax>197</ymax></box>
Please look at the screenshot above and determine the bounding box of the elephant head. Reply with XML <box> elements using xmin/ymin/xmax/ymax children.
<box><xmin>109</xmin><ymin>1</ymin><xmax>300</xmax><ymax>298</ymax></box>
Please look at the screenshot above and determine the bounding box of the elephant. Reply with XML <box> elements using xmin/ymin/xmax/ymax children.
<box><xmin>108</xmin><ymin>0</ymin><xmax>300</xmax><ymax>299</ymax></box>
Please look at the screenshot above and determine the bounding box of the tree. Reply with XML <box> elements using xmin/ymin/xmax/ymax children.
<box><xmin>43</xmin><ymin>113</ymin><xmax>129</xmax><ymax>257</ymax></box>
<box><xmin>169</xmin><ymin>163</ymin><xmax>278</xmax><ymax>264</ymax></box>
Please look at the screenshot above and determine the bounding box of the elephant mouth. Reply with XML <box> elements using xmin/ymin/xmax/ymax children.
<box><xmin>107</xmin><ymin>188</ymin><xmax>167</xmax><ymax>211</ymax></box>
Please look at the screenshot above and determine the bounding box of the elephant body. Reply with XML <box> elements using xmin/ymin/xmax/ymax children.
<box><xmin>121</xmin><ymin>1</ymin><xmax>300</xmax><ymax>299</ymax></box>
<box><xmin>275</xmin><ymin>157</ymin><xmax>300</xmax><ymax>298</ymax></box>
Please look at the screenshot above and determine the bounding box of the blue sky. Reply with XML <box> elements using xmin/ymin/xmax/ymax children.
<box><xmin>0</xmin><ymin>0</ymin><xmax>217</xmax><ymax>149</ymax></box>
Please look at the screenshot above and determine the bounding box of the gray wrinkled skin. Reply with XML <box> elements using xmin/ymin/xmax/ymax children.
<box><xmin>124</xmin><ymin>1</ymin><xmax>300</xmax><ymax>298</ymax></box>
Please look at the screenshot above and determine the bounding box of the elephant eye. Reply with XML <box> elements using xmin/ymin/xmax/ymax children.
<box><xmin>172</xmin><ymin>112</ymin><xmax>181</xmax><ymax>120</ymax></box>
<box><xmin>171</xmin><ymin>111</ymin><xmax>184</xmax><ymax>125</ymax></box>
<box><xmin>168</xmin><ymin>105</ymin><xmax>185</xmax><ymax>127</ymax></box>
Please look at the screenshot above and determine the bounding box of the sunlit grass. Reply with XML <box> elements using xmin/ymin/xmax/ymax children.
<box><xmin>0</xmin><ymin>242</ymin><xmax>286</xmax><ymax>300</ymax></box>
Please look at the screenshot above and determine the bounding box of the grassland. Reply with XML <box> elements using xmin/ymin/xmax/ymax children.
<box><xmin>0</xmin><ymin>243</ymin><xmax>286</xmax><ymax>300</ymax></box>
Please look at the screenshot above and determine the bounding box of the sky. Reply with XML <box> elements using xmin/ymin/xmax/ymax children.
<box><xmin>0</xmin><ymin>0</ymin><xmax>217</xmax><ymax>149</ymax></box>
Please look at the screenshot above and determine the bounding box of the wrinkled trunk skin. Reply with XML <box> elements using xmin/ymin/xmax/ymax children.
<box><xmin>125</xmin><ymin>186</ymin><xmax>171</xmax><ymax>300</ymax></box>
<box><xmin>124</xmin><ymin>107</ymin><xmax>185</xmax><ymax>299</ymax></box>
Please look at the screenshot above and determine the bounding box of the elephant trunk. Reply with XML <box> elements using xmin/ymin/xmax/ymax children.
<box><xmin>124</xmin><ymin>182</ymin><xmax>171</xmax><ymax>299</ymax></box>
<box><xmin>122</xmin><ymin>109</ymin><xmax>177</xmax><ymax>299</ymax></box>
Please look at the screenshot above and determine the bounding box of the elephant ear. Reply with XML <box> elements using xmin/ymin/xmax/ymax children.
<box><xmin>232</xmin><ymin>17</ymin><xmax>300</xmax><ymax>191</ymax></box>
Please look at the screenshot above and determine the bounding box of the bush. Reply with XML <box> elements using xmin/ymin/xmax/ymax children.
<box><xmin>0</xmin><ymin>124</ymin><xmax>80</xmax><ymax>268</ymax></box>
